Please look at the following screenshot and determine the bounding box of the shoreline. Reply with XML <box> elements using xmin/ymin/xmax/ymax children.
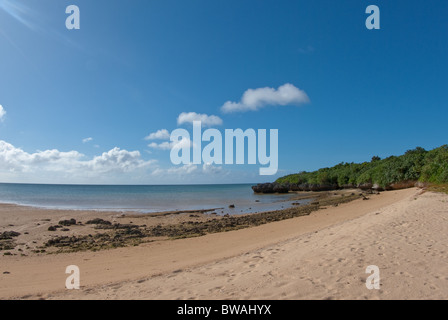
<box><xmin>0</xmin><ymin>189</ymin><xmax>324</xmax><ymax>215</ymax></box>
<box><xmin>0</xmin><ymin>190</ymin><xmax>358</xmax><ymax>256</ymax></box>
<box><xmin>1</xmin><ymin>187</ymin><xmax>443</xmax><ymax>299</ymax></box>
<box><xmin>0</xmin><ymin>183</ymin><xmax>298</xmax><ymax>216</ymax></box>
<box><xmin>0</xmin><ymin>193</ymin><xmax>301</xmax><ymax>216</ymax></box>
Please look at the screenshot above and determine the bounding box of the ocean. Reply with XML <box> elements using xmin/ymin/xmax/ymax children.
<box><xmin>0</xmin><ymin>183</ymin><xmax>304</xmax><ymax>215</ymax></box>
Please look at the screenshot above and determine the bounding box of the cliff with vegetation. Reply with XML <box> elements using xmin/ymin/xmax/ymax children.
<box><xmin>253</xmin><ymin>145</ymin><xmax>448</xmax><ymax>193</ymax></box>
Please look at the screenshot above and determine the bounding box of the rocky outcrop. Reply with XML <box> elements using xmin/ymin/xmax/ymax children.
<box><xmin>252</xmin><ymin>183</ymin><xmax>289</xmax><ymax>194</ymax></box>
<box><xmin>0</xmin><ymin>231</ymin><xmax>20</xmax><ymax>252</ymax></box>
<box><xmin>252</xmin><ymin>182</ymin><xmax>338</xmax><ymax>193</ymax></box>
<box><xmin>86</xmin><ymin>218</ymin><xmax>112</xmax><ymax>226</ymax></box>
<box><xmin>273</xmin><ymin>184</ymin><xmax>290</xmax><ymax>193</ymax></box>
<box><xmin>59</xmin><ymin>219</ymin><xmax>77</xmax><ymax>226</ymax></box>
<box><xmin>389</xmin><ymin>181</ymin><xmax>417</xmax><ymax>190</ymax></box>
<box><xmin>0</xmin><ymin>231</ymin><xmax>21</xmax><ymax>240</ymax></box>
<box><xmin>254</xmin><ymin>179</ymin><xmax>425</xmax><ymax>194</ymax></box>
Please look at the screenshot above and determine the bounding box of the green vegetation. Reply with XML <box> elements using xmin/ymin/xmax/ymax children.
<box><xmin>276</xmin><ymin>145</ymin><xmax>448</xmax><ymax>189</ymax></box>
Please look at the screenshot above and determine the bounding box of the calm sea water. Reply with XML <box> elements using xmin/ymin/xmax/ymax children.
<box><xmin>0</xmin><ymin>183</ymin><xmax>301</xmax><ymax>214</ymax></box>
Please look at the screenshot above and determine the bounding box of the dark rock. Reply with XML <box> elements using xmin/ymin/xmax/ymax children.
<box><xmin>59</xmin><ymin>219</ymin><xmax>77</xmax><ymax>226</ymax></box>
<box><xmin>273</xmin><ymin>184</ymin><xmax>289</xmax><ymax>193</ymax></box>
<box><xmin>229</xmin><ymin>204</ymin><xmax>235</xmax><ymax>208</ymax></box>
<box><xmin>86</xmin><ymin>218</ymin><xmax>112</xmax><ymax>225</ymax></box>
<box><xmin>389</xmin><ymin>181</ymin><xmax>417</xmax><ymax>190</ymax></box>
<box><xmin>48</xmin><ymin>226</ymin><xmax>57</xmax><ymax>232</ymax></box>
<box><xmin>309</xmin><ymin>184</ymin><xmax>338</xmax><ymax>192</ymax></box>
<box><xmin>94</xmin><ymin>223</ymin><xmax>139</xmax><ymax>230</ymax></box>
<box><xmin>357</xmin><ymin>183</ymin><xmax>373</xmax><ymax>190</ymax></box>
<box><xmin>0</xmin><ymin>231</ymin><xmax>21</xmax><ymax>240</ymax></box>
<box><xmin>0</xmin><ymin>240</ymin><xmax>16</xmax><ymax>251</ymax></box>
<box><xmin>252</xmin><ymin>183</ymin><xmax>289</xmax><ymax>194</ymax></box>
<box><xmin>252</xmin><ymin>183</ymin><xmax>274</xmax><ymax>193</ymax></box>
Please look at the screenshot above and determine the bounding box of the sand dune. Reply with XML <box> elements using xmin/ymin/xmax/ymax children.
<box><xmin>1</xmin><ymin>188</ymin><xmax>447</xmax><ymax>300</ymax></box>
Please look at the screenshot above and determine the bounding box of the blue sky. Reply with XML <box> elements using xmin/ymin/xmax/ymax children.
<box><xmin>0</xmin><ymin>0</ymin><xmax>447</xmax><ymax>184</ymax></box>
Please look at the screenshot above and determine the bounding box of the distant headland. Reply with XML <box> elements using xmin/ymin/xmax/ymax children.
<box><xmin>253</xmin><ymin>145</ymin><xmax>448</xmax><ymax>193</ymax></box>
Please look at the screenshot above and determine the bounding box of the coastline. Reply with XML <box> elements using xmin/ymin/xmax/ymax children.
<box><xmin>0</xmin><ymin>190</ymin><xmax>355</xmax><ymax>256</ymax></box>
<box><xmin>2</xmin><ymin>187</ymin><xmax>445</xmax><ymax>299</ymax></box>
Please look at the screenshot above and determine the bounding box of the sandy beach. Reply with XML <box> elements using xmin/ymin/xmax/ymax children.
<box><xmin>1</xmin><ymin>187</ymin><xmax>447</xmax><ymax>300</ymax></box>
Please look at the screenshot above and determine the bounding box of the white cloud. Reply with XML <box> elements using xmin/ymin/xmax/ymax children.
<box><xmin>0</xmin><ymin>140</ymin><xmax>155</xmax><ymax>182</ymax></box>
<box><xmin>202</xmin><ymin>163</ymin><xmax>222</xmax><ymax>174</ymax></box>
<box><xmin>82</xmin><ymin>137</ymin><xmax>93</xmax><ymax>143</ymax></box>
<box><xmin>177</xmin><ymin>112</ymin><xmax>223</xmax><ymax>127</ymax></box>
<box><xmin>221</xmin><ymin>83</ymin><xmax>310</xmax><ymax>113</ymax></box>
<box><xmin>0</xmin><ymin>141</ymin><xmax>82</xmax><ymax>173</ymax></box>
<box><xmin>148</xmin><ymin>141</ymin><xmax>173</xmax><ymax>151</ymax></box>
<box><xmin>86</xmin><ymin>147</ymin><xmax>154</xmax><ymax>173</ymax></box>
<box><xmin>148</xmin><ymin>137</ymin><xmax>193</xmax><ymax>151</ymax></box>
<box><xmin>145</xmin><ymin>129</ymin><xmax>170</xmax><ymax>141</ymax></box>
<box><xmin>0</xmin><ymin>140</ymin><xmax>270</xmax><ymax>184</ymax></box>
<box><xmin>0</xmin><ymin>105</ymin><xmax>6</xmax><ymax>121</ymax></box>
<box><xmin>167</xmin><ymin>164</ymin><xmax>198</xmax><ymax>175</ymax></box>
